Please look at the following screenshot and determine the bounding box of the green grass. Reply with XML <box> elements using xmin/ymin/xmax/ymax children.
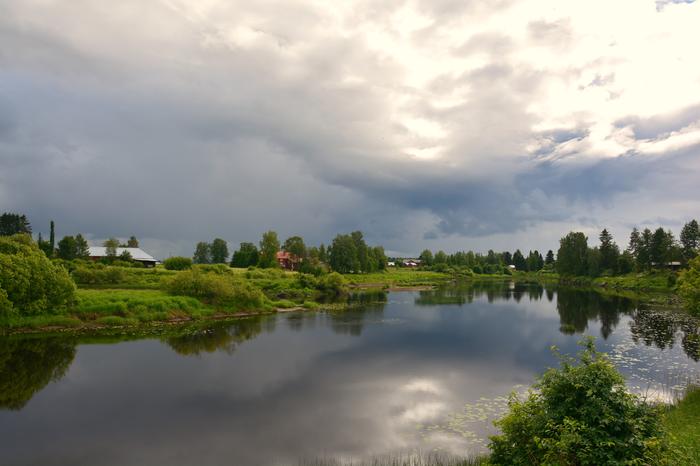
<box><xmin>666</xmin><ymin>386</ymin><xmax>700</xmax><ymax>465</ymax></box>
<box><xmin>344</xmin><ymin>269</ymin><xmax>452</xmax><ymax>287</ymax></box>
<box><xmin>593</xmin><ymin>271</ymin><xmax>678</xmax><ymax>292</ymax></box>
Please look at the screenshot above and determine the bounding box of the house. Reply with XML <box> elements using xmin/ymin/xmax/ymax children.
<box><xmin>508</xmin><ymin>264</ymin><xmax>517</xmax><ymax>271</ymax></box>
<box><xmin>387</xmin><ymin>261</ymin><xmax>396</xmax><ymax>267</ymax></box>
<box><xmin>650</xmin><ymin>261</ymin><xmax>683</xmax><ymax>270</ymax></box>
<box><xmin>403</xmin><ymin>260</ymin><xmax>419</xmax><ymax>267</ymax></box>
<box><xmin>276</xmin><ymin>251</ymin><xmax>301</xmax><ymax>271</ymax></box>
<box><xmin>88</xmin><ymin>247</ymin><xmax>159</xmax><ymax>267</ymax></box>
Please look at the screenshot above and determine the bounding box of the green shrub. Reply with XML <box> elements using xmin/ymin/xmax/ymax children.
<box><xmin>165</xmin><ymin>269</ymin><xmax>267</xmax><ymax>310</ymax></box>
<box><xmin>679</xmin><ymin>256</ymin><xmax>700</xmax><ymax>315</ymax></box>
<box><xmin>316</xmin><ymin>272</ymin><xmax>348</xmax><ymax>295</ymax></box>
<box><xmin>192</xmin><ymin>263</ymin><xmax>231</xmax><ymax>274</ymax></box>
<box><xmin>489</xmin><ymin>338</ymin><xmax>669</xmax><ymax>465</ymax></box>
<box><xmin>163</xmin><ymin>256</ymin><xmax>193</xmax><ymax>270</ymax></box>
<box><xmin>0</xmin><ymin>234</ymin><xmax>76</xmax><ymax>316</ymax></box>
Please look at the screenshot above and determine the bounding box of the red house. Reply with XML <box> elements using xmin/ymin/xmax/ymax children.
<box><xmin>276</xmin><ymin>251</ymin><xmax>301</xmax><ymax>271</ymax></box>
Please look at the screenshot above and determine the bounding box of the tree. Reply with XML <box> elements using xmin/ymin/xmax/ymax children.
<box><xmin>556</xmin><ymin>232</ymin><xmax>588</xmax><ymax>276</ymax></box>
<box><xmin>371</xmin><ymin>246</ymin><xmax>387</xmax><ymax>271</ymax></box>
<box><xmin>118</xmin><ymin>250</ymin><xmax>133</xmax><ymax>262</ymax></box>
<box><xmin>283</xmin><ymin>236</ymin><xmax>307</xmax><ymax>259</ymax></box>
<box><xmin>258</xmin><ymin>231</ymin><xmax>280</xmax><ymax>268</ymax></box>
<box><xmin>231</xmin><ymin>242</ymin><xmax>259</xmax><ymax>268</ymax></box>
<box><xmin>48</xmin><ymin>221</ymin><xmax>55</xmax><ymax>258</ymax></box>
<box><xmin>127</xmin><ymin>236</ymin><xmax>139</xmax><ymax>248</ymax></box>
<box><xmin>680</xmin><ymin>219</ymin><xmax>699</xmax><ymax>261</ymax></box>
<box><xmin>0</xmin><ymin>234</ymin><xmax>76</xmax><ymax>317</ymax></box>
<box><xmin>503</xmin><ymin>251</ymin><xmax>513</xmax><ymax>265</ymax></box>
<box><xmin>0</xmin><ymin>213</ymin><xmax>31</xmax><ymax>236</ymax></box>
<box><xmin>527</xmin><ymin>250</ymin><xmax>544</xmax><ymax>272</ymax></box>
<box><xmin>419</xmin><ymin>249</ymin><xmax>434</xmax><ymax>266</ymax></box>
<box><xmin>512</xmin><ymin>249</ymin><xmax>527</xmax><ymax>271</ymax></box>
<box><xmin>587</xmin><ymin>247</ymin><xmax>601</xmax><ymax>277</ymax></box>
<box><xmin>351</xmin><ymin>231</ymin><xmax>369</xmax><ymax>272</ymax></box>
<box><xmin>598</xmin><ymin>229</ymin><xmax>619</xmax><ymax>274</ymax></box>
<box><xmin>490</xmin><ymin>339</ymin><xmax>668</xmax><ymax>465</ymax></box>
<box><xmin>318</xmin><ymin>244</ymin><xmax>328</xmax><ymax>263</ymax></box>
<box><xmin>210</xmin><ymin>238</ymin><xmax>229</xmax><ymax>264</ymax></box>
<box><xmin>637</xmin><ymin>228</ymin><xmax>653</xmax><ymax>270</ymax></box>
<box><xmin>57</xmin><ymin>236</ymin><xmax>78</xmax><ymax>260</ymax></box>
<box><xmin>328</xmin><ymin>234</ymin><xmax>358</xmax><ymax>273</ymax></box>
<box><xmin>75</xmin><ymin>234</ymin><xmax>90</xmax><ymax>259</ymax></box>
<box><xmin>163</xmin><ymin>256</ymin><xmax>193</xmax><ymax>270</ymax></box>
<box><xmin>434</xmin><ymin>250</ymin><xmax>448</xmax><ymax>265</ymax></box>
<box><xmin>679</xmin><ymin>256</ymin><xmax>700</xmax><ymax>316</ymax></box>
<box><xmin>545</xmin><ymin>250</ymin><xmax>555</xmax><ymax>266</ymax></box>
<box><xmin>37</xmin><ymin>233</ymin><xmax>53</xmax><ymax>257</ymax></box>
<box><xmin>103</xmin><ymin>238</ymin><xmax>119</xmax><ymax>258</ymax></box>
<box><xmin>627</xmin><ymin>227</ymin><xmax>641</xmax><ymax>257</ymax></box>
<box><xmin>193</xmin><ymin>242</ymin><xmax>211</xmax><ymax>264</ymax></box>
<box><xmin>618</xmin><ymin>250</ymin><xmax>635</xmax><ymax>274</ymax></box>
<box><xmin>650</xmin><ymin>228</ymin><xmax>672</xmax><ymax>267</ymax></box>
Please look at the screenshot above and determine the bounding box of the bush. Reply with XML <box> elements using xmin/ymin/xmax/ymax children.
<box><xmin>678</xmin><ymin>257</ymin><xmax>700</xmax><ymax>315</ymax></box>
<box><xmin>489</xmin><ymin>338</ymin><xmax>669</xmax><ymax>465</ymax></box>
<box><xmin>165</xmin><ymin>269</ymin><xmax>267</xmax><ymax>310</ymax></box>
<box><xmin>72</xmin><ymin>266</ymin><xmax>126</xmax><ymax>285</ymax></box>
<box><xmin>0</xmin><ymin>234</ymin><xmax>76</xmax><ymax>316</ymax></box>
<box><xmin>316</xmin><ymin>272</ymin><xmax>348</xmax><ymax>295</ymax></box>
<box><xmin>163</xmin><ymin>256</ymin><xmax>193</xmax><ymax>271</ymax></box>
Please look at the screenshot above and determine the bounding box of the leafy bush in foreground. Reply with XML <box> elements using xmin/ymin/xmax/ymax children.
<box><xmin>165</xmin><ymin>269</ymin><xmax>268</xmax><ymax>310</ymax></box>
<box><xmin>163</xmin><ymin>256</ymin><xmax>193</xmax><ymax>270</ymax></box>
<box><xmin>0</xmin><ymin>234</ymin><xmax>76</xmax><ymax>317</ymax></box>
<box><xmin>489</xmin><ymin>338</ymin><xmax>669</xmax><ymax>466</ymax></box>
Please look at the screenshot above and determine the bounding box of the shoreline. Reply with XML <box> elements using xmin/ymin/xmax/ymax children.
<box><xmin>1</xmin><ymin>274</ymin><xmax>689</xmax><ymax>337</ymax></box>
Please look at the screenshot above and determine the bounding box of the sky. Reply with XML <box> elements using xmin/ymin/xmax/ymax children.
<box><xmin>1</xmin><ymin>0</ymin><xmax>699</xmax><ymax>259</ymax></box>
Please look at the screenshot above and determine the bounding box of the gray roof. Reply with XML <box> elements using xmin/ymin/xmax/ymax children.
<box><xmin>88</xmin><ymin>247</ymin><xmax>157</xmax><ymax>261</ymax></box>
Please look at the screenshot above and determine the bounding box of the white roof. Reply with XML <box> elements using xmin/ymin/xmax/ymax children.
<box><xmin>89</xmin><ymin>247</ymin><xmax>156</xmax><ymax>261</ymax></box>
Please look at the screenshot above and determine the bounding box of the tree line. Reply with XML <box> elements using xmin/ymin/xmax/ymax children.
<box><xmin>557</xmin><ymin>220</ymin><xmax>699</xmax><ymax>277</ymax></box>
<box><xmin>190</xmin><ymin>230</ymin><xmax>387</xmax><ymax>274</ymax></box>
<box><xmin>414</xmin><ymin>247</ymin><xmax>555</xmax><ymax>273</ymax></box>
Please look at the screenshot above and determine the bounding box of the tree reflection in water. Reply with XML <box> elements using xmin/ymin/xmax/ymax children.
<box><xmin>630</xmin><ymin>309</ymin><xmax>700</xmax><ymax>362</ymax></box>
<box><xmin>0</xmin><ymin>337</ymin><xmax>76</xmax><ymax>410</ymax></box>
<box><xmin>164</xmin><ymin>316</ymin><xmax>275</xmax><ymax>356</ymax></box>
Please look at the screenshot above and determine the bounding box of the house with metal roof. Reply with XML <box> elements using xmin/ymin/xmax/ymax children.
<box><xmin>88</xmin><ymin>247</ymin><xmax>159</xmax><ymax>267</ymax></box>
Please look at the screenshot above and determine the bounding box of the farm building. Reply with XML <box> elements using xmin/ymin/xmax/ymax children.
<box><xmin>276</xmin><ymin>251</ymin><xmax>301</xmax><ymax>271</ymax></box>
<box><xmin>88</xmin><ymin>247</ymin><xmax>159</xmax><ymax>267</ymax></box>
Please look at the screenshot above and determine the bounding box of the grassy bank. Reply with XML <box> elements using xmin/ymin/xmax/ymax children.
<box><xmin>666</xmin><ymin>386</ymin><xmax>700</xmax><ymax>465</ymax></box>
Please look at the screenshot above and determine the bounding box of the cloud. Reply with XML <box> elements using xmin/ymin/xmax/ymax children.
<box><xmin>0</xmin><ymin>0</ymin><xmax>699</xmax><ymax>257</ymax></box>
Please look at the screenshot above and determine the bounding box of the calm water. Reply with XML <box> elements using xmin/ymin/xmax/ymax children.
<box><xmin>2</xmin><ymin>282</ymin><xmax>700</xmax><ymax>465</ymax></box>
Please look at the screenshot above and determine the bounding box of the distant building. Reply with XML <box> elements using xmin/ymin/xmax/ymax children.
<box><xmin>88</xmin><ymin>247</ymin><xmax>158</xmax><ymax>267</ymax></box>
<box><xmin>508</xmin><ymin>264</ymin><xmax>516</xmax><ymax>271</ymax></box>
<box><xmin>650</xmin><ymin>261</ymin><xmax>683</xmax><ymax>270</ymax></box>
<box><xmin>276</xmin><ymin>251</ymin><xmax>301</xmax><ymax>271</ymax></box>
<box><xmin>387</xmin><ymin>261</ymin><xmax>396</xmax><ymax>267</ymax></box>
<box><xmin>403</xmin><ymin>260</ymin><xmax>419</xmax><ymax>267</ymax></box>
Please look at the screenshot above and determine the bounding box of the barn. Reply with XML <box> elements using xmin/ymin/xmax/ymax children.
<box><xmin>88</xmin><ymin>247</ymin><xmax>159</xmax><ymax>267</ymax></box>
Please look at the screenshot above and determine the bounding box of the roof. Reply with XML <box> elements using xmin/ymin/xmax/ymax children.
<box><xmin>89</xmin><ymin>247</ymin><xmax>157</xmax><ymax>261</ymax></box>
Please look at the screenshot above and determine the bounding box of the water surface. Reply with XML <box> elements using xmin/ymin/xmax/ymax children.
<box><xmin>1</xmin><ymin>282</ymin><xmax>699</xmax><ymax>465</ymax></box>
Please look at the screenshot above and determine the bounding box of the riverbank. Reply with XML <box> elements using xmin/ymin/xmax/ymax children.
<box><xmin>666</xmin><ymin>386</ymin><xmax>700</xmax><ymax>465</ymax></box>
<box><xmin>0</xmin><ymin>267</ymin><xmax>690</xmax><ymax>335</ymax></box>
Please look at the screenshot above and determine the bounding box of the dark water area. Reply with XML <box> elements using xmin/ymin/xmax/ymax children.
<box><xmin>1</xmin><ymin>282</ymin><xmax>700</xmax><ymax>465</ymax></box>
